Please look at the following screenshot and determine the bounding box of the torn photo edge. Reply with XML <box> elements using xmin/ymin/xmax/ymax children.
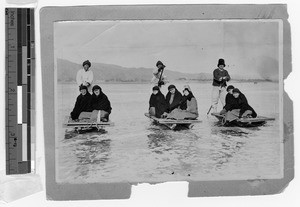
<box><xmin>40</xmin><ymin>4</ymin><xmax>293</xmax><ymax>200</ymax></box>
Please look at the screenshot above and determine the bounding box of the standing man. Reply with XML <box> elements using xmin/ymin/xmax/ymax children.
<box><xmin>211</xmin><ymin>58</ymin><xmax>231</xmax><ymax>113</ymax></box>
<box><xmin>76</xmin><ymin>60</ymin><xmax>94</xmax><ymax>92</ymax></box>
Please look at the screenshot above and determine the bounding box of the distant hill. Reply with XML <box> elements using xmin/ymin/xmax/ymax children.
<box><xmin>57</xmin><ymin>59</ymin><xmax>212</xmax><ymax>83</ymax></box>
<box><xmin>56</xmin><ymin>59</ymin><xmax>272</xmax><ymax>83</ymax></box>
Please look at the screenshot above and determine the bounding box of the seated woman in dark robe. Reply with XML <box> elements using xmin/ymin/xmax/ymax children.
<box><xmin>230</xmin><ymin>88</ymin><xmax>257</xmax><ymax>118</ymax></box>
<box><xmin>89</xmin><ymin>85</ymin><xmax>112</xmax><ymax>122</ymax></box>
<box><xmin>166</xmin><ymin>85</ymin><xmax>199</xmax><ymax>120</ymax></box>
<box><xmin>149</xmin><ymin>86</ymin><xmax>168</xmax><ymax>118</ymax></box>
<box><xmin>165</xmin><ymin>84</ymin><xmax>183</xmax><ymax>112</ymax></box>
<box><xmin>70</xmin><ymin>85</ymin><xmax>92</xmax><ymax>121</ymax></box>
<box><xmin>220</xmin><ymin>85</ymin><xmax>236</xmax><ymax>115</ymax></box>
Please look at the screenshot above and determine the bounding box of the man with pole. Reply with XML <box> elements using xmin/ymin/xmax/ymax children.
<box><xmin>151</xmin><ymin>60</ymin><xmax>167</xmax><ymax>87</ymax></box>
<box><xmin>208</xmin><ymin>58</ymin><xmax>231</xmax><ymax>114</ymax></box>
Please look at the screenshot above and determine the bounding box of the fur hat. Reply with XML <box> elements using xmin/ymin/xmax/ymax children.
<box><xmin>217</xmin><ymin>58</ymin><xmax>226</xmax><ymax>67</ymax></box>
<box><xmin>82</xmin><ymin>60</ymin><xmax>91</xmax><ymax>67</ymax></box>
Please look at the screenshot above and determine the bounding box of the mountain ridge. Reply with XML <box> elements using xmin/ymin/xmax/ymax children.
<box><xmin>56</xmin><ymin>59</ymin><xmax>274</xmax><ymax>83</ymax></box>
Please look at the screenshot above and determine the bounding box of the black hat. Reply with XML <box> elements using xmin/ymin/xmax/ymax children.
<box><xmin>232</xmin><ymin>88</ymin><xmax>241</xmax><ymax>94</ymax></box>
<box><xmin>82</xmin><ymin>60</ymin><xmax>91</xmax><ymax>67</ymax></box>
<box><xmin>226</xmin><ymin>85</ymin><xmax>234</xmax><ymax>91</ymax></box>
<box><xmin>79</xmin><ymin>85</ymin><xmax>88</xmax><ymax>91</ymax></box>
<box><xmin>152</xmin><ymin>86</ymin><xmax>160</xmax><ymax>91</ymax></box>
<box><xmin>156</xmin><ymin>61</ymin><xmax>165</xmax><ymax>68</ymax></box>
<box><xmin>168</xmin><ymin>85</ymin><xmax>176</xmax><ymax>90</ymax></box>
<box><xmin>217</xmin><ymin>58</ymin><xmax>225</xmax><ymax>67</ymax></box>
<box><xmin>92</xmin><ymin>85</ymin><xmax>101</xmax><ymax>92</ymax></box>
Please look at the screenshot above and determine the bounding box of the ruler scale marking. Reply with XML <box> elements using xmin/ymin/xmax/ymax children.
<box><xmin>7</xmin><ymin>8</ymin><xmax>18</xmax><ymax>174</ymax></box>
<box><xmin>29</xmin><ymin>8</ymin><xmax>35</xmax><ymax>166</ymax></box>
<box><xmin>6</xmin><ymin>8</ymin><xmax>35</xmax><ymax>174</ymax></box>
<box><xmin>5</xmin><ymin>9</ymin><xmax>8</xmax><ymax>172</ymax></box>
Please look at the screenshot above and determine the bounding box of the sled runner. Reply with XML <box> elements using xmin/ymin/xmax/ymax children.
<box><xmin>145</xmin><ymin>113</ymin><xmax>201</xmax><ymax>130</ymax></box>
<box><xmin>211</xmin><ymin>112</ymin><xmax>275</xmax><ymax>127</ymax></box>
<box><xmin>63</xmin><ymin>116</ymin><xmax>114</xmax><ymax>133</ymax></box>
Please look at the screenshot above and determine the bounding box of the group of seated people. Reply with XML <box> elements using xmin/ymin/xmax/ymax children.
<box><xmin>148</xmin><ymin>84</ymin><xmax>257</xmax><ymax>121</ymax></box>
<box><xmin>220</xmin><ymin>85</ymin><xmax>257</xmax><ymax>119</ymax></box>
<box><xmin>70</xmin><ymin>84</ymin><xmax>112</xmax><ymax>122</ymax></box>
<box><xmin>71</xmin><ymin>82</ymin><xmax>256</xmax><ymax>123</ymax></box>
<box><xmin>149</xmin><ymin>84</ymin><xmax>199</xmax><ymax>120</ymax></box>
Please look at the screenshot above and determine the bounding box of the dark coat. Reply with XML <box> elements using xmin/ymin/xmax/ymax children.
<box><xmin>149</xmin><ymin>91</ymin><xmax>168</xmax><ymax>118</ymax></box>
<box><xmin>166</xmin><ymin>89</ymin><xmax>183</xmax><ymax>112</ymax></box>
<box><xmin>212</xmin><ymin>68</ymin><xmax>231</xmax><ymax>87</ymax></box>
<box><xmin>228</xmin><ymin>93</ymin><xmax>257</xmax><ymax>118</ymax></box>
<box><xmin>223</xmin><ymin>93</ymin><xmax>237</xmax><ymax>111</ymax></box>
<box><xmin>90</xmin><ymin>91</ymin><xmax>112</xmax><ymax>114</ymax></box>
<box><xmin>70</xmin><ymin>92</ymin><xmax>92</xmax><ymax>120</ymax></box>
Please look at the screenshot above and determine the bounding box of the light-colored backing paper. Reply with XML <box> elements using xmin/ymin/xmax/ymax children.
<box><xmin>40</xmin><ymin>4</ymin><xmax>293</xmax><ymax>200</ymax></box>
<box><xmin>6</xmin><ymin>0</ymin><xmax>37</xmax><ymax>4</ymax></box>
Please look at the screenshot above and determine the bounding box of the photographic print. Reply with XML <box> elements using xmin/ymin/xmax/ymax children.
<box><xmin>40</xmin><ymin>5</ymin><xmax>293</xmax><ymax>200</ymax></box>
<box><xmin>54</xmin><ymin>19</ymin><xmax>283</xmax><ymax>183</ymax></box>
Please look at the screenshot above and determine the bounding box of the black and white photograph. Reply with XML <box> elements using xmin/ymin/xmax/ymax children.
<box><xmin>53</xmin><ymin>19</ymin><xmax>283</xmax><ymax>184</ymax></box>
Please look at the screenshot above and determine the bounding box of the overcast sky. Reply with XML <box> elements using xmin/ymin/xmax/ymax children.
<box><xmin>54</xmin><ymin>20</ymin><xmax>280</xmax><ymax>79</ymax></box>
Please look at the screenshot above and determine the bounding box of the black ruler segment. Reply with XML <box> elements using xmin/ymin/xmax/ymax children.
<box><xmin>17</xmin><ymin>125</ymin><xmax>22</xmax><ymax>162</ymax></box>
<box><xmin>5</xmin><ymin>8</ymin><xmax>35</xmax><ymax>175</ymax></box>
<box><xmin>17</xmin><ymin>9</ymin><xmax>22</xmax><ymax>86</ymax></box>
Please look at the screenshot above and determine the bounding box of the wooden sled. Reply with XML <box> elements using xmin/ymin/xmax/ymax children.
<box><xmin>63</xmin><ymin>116</ymin><xmax>114</xmax><ymax>133</ymax></box>
<box><xmin>211</xmin><ymin>112</ymin><xmax>275</xmax><ymax>127</ymax></box>
<box><xmin>145</xmin><ymin>113</ymin><xmax>201</xmax><ymax>130</ymax></box>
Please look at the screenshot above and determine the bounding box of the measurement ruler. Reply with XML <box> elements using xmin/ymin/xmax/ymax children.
<box><xmin>5</xmin><ymin>8</ymin><xmax>35</xmax><ymax>174</ymax></box>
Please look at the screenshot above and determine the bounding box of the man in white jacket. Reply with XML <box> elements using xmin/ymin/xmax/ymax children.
<box><xmin>76</xmin><ymin>60</ymin><xmax>94</xmax><ymax>92</ymax></box>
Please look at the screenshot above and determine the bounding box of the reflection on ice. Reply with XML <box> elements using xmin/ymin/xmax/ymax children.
<box><xmin>56</xmin><ymin>82</ymin><xmax>281</xmax><ymax>183</ymax></box>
